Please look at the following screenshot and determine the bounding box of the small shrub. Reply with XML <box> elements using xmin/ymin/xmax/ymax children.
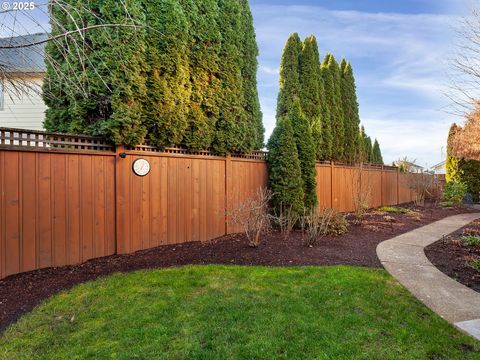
<box><xmin>440</xmin><ymin>201</ymin><xmax>454</xmax><ymax>208</ymax></box>
<box><xmin>463</xmin><ymin>228</ymin><xmax>480</xmax><ymax>237</ymax></box>
<box><xmin>443</xmin><ymin>181</ymin><xmax>467</xmax><ymax>207</ymax></box>
<box><xmin>303</xmin><ymin>208</ymin><xmax>348</xmax><ymax>246</ymax></box>
<box><xmin>229</xmin><ymin>188</ymin><xmax>273</xmax><ymax>247</ymax></box>
<box><xmin>462</xmin><ymin>235</ymin><xmax>480</xmax><ymax>247</ymax></box>
<box><xmin>378</xmin><ymin>206</ymin><xmax>410</xmax><ymax>214</ymax></box>
<box><xmin>271</xmin><ymin>204</ymin><xmax>299</xmax><ymax>240</ymax></box>
<box><xmin>469</xmin><ymin>258</ymin><xmax>480</xmax><ymax>271</ymax></box>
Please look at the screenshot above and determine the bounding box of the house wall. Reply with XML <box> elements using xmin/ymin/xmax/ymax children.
<box><xmin>0</xmin><ymin>75</ymin><xmax>46</xmax><ymax>130</ymax></box>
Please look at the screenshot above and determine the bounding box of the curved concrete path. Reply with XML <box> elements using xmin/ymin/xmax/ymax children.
<box><xmin>377</xmin><ymin>212</ymin><xmax>480</xmax><ymax>340</ymax></box>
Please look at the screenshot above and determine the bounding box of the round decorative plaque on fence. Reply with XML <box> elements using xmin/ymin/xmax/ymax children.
<box><xmin>132</xmin><ymin>158</ymin><xmax>151</xmax><ymax>177</ymax></box>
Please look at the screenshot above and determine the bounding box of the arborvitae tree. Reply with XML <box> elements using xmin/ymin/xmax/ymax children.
<box><xmin>372</xmin><ymin>139</ymin><xmax>384</xmax><ymax>165</ymax></box>
<box><xmin>277</xmin><ymin>33</ymin><xmax>302</xmax><ymax>119</ymax></box>
<box><xmin>446</xmin><ymin>123</ymin><xmax>461</xmax><ymax>182</ymax></box>
<box><xmin>239</xmin><ymin>0</ymin><xmax>264</xmax><ymax>150</ymax></box>
<box><xmin>180</xmin><ymin>0</ymin><xmax>222</xmax><ymax>151</ymax></box>
<box><xmin>143</xmin><ymin>0</ymin><xmax>191</xmax><ymax>148</ymax></box>
<box><xmin>44</xmin><ymin>0</ymin><xmax>149</xmax><ymax>146</ymax></box>
<box><xmin>299</xmin><ymin>35</ymin><xmax>322</xmax><ymax>159</ymax></box>
<box><xmin>318</xmin><ymin>66</ymin><xmax>332</xmax><ymax>160</ymax></box>
<box><xmin>290</xmin><ymin>99</ymin><xmax>318</xmax><ymax>210</ymax></box>
<box><xmin>340</xmin><ymin>59</ymin><xmax>361</xmax><ymax>163</ymax></box>
<box><xmin>322</xmin><ymin>54</ymin><xmax>345</xmax><ymax>161</ymax></box>
<box><xmin>358</xmin><ymin>125</ymin><xmax>367</xmax><ymax>162</ymax></box>
<box><xmin>267</xmin><ymin>116</ymin><xmax>305</xmax><ymax>216</ymax></box>
<box><xmin>365</xmin><ymin>136</ymin><xmax>373</xmax><ymax>163</ymax></box>
<box><xmin>212</xmin><ymin>0</ymin><xmax>247</xmax><ymax>154</ymax></box>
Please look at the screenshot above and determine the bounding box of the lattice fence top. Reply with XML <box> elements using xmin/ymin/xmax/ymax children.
<box><xmin>0</xmin><ymin>127</ymin><xmax>115</xmax><ymax>152</ymax></box>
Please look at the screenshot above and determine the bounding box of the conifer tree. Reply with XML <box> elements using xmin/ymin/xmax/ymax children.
<box><xmin>239</xmin><ymin>0</ymin><xmax>264</xmax><ymax>150</ymax></box>
<box><xmin>372</xmin><ymin>139</ymin><xmax>383</xmax><ymax>165</ymax></box>
<box><xmin>44</xmin><ymin>0</ymin><xmax>149</xmax><ymax>146</ymax></box>
<box><xmin>322</xmin><ymin>54</ymin><xmax>345</xmax><ymax>160</ymax></box>
<box><xmin>143</xmin><ymin>0</ymin><xmax>191</xmax><ymax>148</ymax></box>
<box><xmin>340</xmin><ymin>59</ymin><xmax>361</xmax><ymax>163</ymax></box>
<box><xmin>365</xmin><ymin>136</ymin><xmax>373</xmax><ymax>163</ymax></box>
<box><xmin>299</xmin><ymin>35</ymin><xmax>322</xmax><ymax>158</ymax></box>
<box><xmin>290</xmin><ymin>99</ymin><xmax>318</xmax><ymax>210</ymax></box>
<box><xmin>446</xmin><ymin>123</ymin><xmax>461</xmax><ymax>182</ymax></box>
<box><xmin>179</xmin><ymin>0</ymin><xmax>222</xmax><ymax>151</ymax></box>
<box><xmin>267</xmin><ymin>116</ymin><xmax>305</xmax><ymax>216</ymax></box>
<box><xmin>277</xmin><ymin>33</ymin><xmax>302</xmax><ymax>119</ymax></box>
<box><xmin>318</xmin><ymin>66</ymin><xmax>332</xmax><ymax>160</ymax></box>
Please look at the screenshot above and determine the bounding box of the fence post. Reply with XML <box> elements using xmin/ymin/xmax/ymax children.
<box><xmin>396</xmin><ymin>167</ymin><xmax>400</xmax><ymax>205</ymax></box>
<box><xmin>330</xmin><ymin>160</ymin><xmax>334</xmax><ymax>208</ymax></box>
<box><xmin>225</xmin><ymin>154</ymin><xmax>232</xmax><ymax>235</ymax></box>
<box><xmin>114</xmin><ymin>144</ymin><xmax>125</xmax><ymax>255</ymax></box>
<box><xmin>380</xmin><ymin>165</ymin><xmax>384</xmax><ymax>206</ymax></box>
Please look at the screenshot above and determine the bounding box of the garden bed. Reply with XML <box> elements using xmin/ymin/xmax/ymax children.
<box><xmin>0</xmin><ymin>205</ymin><xmax>473</xmax><ymax>332</ymax></box>
<box><xmin>425</xmin><ymin>219</ymin><xmax>480</xmax><ymax>293</ymax></box>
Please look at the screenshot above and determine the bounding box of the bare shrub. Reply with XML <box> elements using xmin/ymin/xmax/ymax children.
<box><xmin>271</xmin><ymin>204</ymin><xmax>299</xmax><ymax>240</ymax></box>
<box><xmin>229</xmin><ymin>188</ymin><xmax>273</xmax><ymax>247</ymax></box>
<box><xmin>303</xmin><ymin>208</ymin><xmax>348</xmax><ymax>247</ymax></box>
<box><xmin>407</xmin><ymin>172</ymin><xmax>436</xmax><ymax>207</ymax></box>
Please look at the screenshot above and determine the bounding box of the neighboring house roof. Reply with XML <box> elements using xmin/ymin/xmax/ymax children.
<box><xmin>0</xmin><ymin>33</ymin><xmax>47</xmax><ymax>73</ymax></box>
<box><xmin>430</xmin><ymin>160</ymin><xmax>446</xmax><ymax>171</ymax></box>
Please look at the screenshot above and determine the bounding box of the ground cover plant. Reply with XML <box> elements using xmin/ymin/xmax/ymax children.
<box><xmin>1</xmin><ymin>266</ymin><xmax>479</xmax><ymax>359</ymax></box>
<box><xmin>426</xmin><ymin>219</ymin><xmax>480</xmax><ymax>292</ymax></box>
<box><xmin>378</xmin><ymin>206</ymin><xmax>411</xmax><ymax>214</ymax></box>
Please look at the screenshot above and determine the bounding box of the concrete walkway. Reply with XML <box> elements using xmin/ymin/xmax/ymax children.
<box><xmin>377</xmin><ymin>212</ymin><xmax>480</xmax><ymax>340</ymax></box>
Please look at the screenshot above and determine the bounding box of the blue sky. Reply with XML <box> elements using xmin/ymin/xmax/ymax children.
<box><xmin>0</xmin><ymin>0</ymin><xmax>471</xmax><ymax>166</ymax></box>
<box><xmin>250</xmin><ymin>0</ymin><xmax>470</xmax><ymax>167</ymax></box>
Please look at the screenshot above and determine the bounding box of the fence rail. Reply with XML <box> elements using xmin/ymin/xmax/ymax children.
<box><xmin>0</xmin><ymin>128</ymin><xmax>423</xmax><ymax>280</ymax></box>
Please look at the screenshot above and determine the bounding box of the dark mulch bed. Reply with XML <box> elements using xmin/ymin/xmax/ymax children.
<box><xmin>425</xmin><ymin>218</ymin><xmax>480</xmax><ymax>293</ymax></box>
<box><xmin>0</xmin><ymin>205</ymin><xmax>473</xmax><ymax>332</ymax></box>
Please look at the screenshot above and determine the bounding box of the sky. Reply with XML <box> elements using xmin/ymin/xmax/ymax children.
<box><xmin>250</xmin><ymin>0</ymin><xmax>471</xmax><ymax>168</ymax></box>
<box><xmin>0</xmin><ymin>0</ymin><xmax>473</xmax><ymax>167</ymax></box>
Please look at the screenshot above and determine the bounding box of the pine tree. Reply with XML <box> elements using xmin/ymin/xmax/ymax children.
<box><xmin>372</xmin><ymin>139</ymin><xmax>383</xmax><ymax>165</ymax></box>
<box><xmin>340</xmin><ymin>59</ymin><xmax>361</xmax><ymax>163</ymax></box>
<box><xmin>322</xmin><ymin>54</ymin><xmax>345</xmax><ymax>161</ymax></box>
<box><xmin>276</xmin><ymin>33</ymin><xmax>302</xmax><ymax>119</ymax></box>
<box><xmin>143</xmin><ymin>0</ymin><xmax>191</xmax><ymax>148</ymax></box>
<box><xmin>179</xmin><ymin>0</ymin><xmax>222</xmax><ymax>151</ymax></box>
<box><xmin>290</xmin><ymin>99</ymin><xmax>318</xmax><ymax>210</ymax></box>
<box><xmin>267</xmin><ymin>116</ymin><xmax>305</xmax><ymax>216</ymax></box>
<box><xmin>239</xmin><ymin>0</ymin><xmax>264</xmax><ymax>150</ymax></box>
<box><xmin>299</xmin><ymin>35</ymin><xmax>322</xmax><ymax>159</ymax></box>
<box><xmin>44</xmin><ymin>0</ymin><xmax>149</xmax><ymax>146</ymax></box>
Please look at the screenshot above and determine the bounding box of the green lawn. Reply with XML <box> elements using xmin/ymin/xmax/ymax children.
<box><xmin>1</xmin><ymin>266</ymin><xmax>479</xmax><ymax>359</ymax></box>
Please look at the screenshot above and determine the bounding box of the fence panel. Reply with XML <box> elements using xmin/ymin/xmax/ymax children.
<box><xmin>0</xmin><ymin>150</ymin><xmax>115</xmax><ymax>280</ymax></box>
<box><xmin>382</xmin><ymin>170</ymin><xmax>398</xmax><ymax>206</ymax></box>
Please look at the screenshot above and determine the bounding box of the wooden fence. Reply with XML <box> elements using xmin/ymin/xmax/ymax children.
<box><xmin>0</xmin><ymin>127</ymin><xmax>415</xmax><ymax>279</ymax></box>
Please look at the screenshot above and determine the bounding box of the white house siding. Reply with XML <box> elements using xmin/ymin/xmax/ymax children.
<box><xmin>0</xmin><ymin>76</ymin><xmax>46</xmax><ymax>130</ymax></box>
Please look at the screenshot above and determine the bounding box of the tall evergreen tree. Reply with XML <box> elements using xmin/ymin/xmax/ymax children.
<box><xmin>290</xmin><ymin>99</ymin><xmax>318</xmax><ymax>210</ymax></box>
<box><xmin>299</xmin><ymin>35</ymin><xmax>322</xmax><ymax>159</ymax></box>
<box><xmin>321</xmin><ymin>54</ymin><xmax>345</xmax><ymax>161</ymax></box>
<box><xmin>446</xmin><ymin>123</ymin><xmax>461</xmax><ymax>182</ymax></box>
<box><xmin>372</xmin><ymin>139</ymin><xmax>383</xmax><ymax>165</ymax></box>
<box><xmin>267</xmin><ymin>116</ymin><xmax>305</xmax><ymax>216</ymax></box>
<box><xmin>276</xmin><ymin>33</ymin><xmax>302</xmax><ymax>119</ymax></box>
<box><xmin>44</xmin><ymin>0</ymin><xmax>149</xmax><ymax>146</ymax></box>
<box><xmin>239</xmin><ymin>0</ymin><xmax>264</xmax><ymax>150</ymax></box>
<box><xmin>340</xmin><ymin>59</ymin><xmax>361</xmax><ymax>163</ymax></box>
<box><xmin>180</xmin><ymin>0</ymin><xmax>222</xmax><ymax>151</ymax></box>
<box><xmin>365</xmin><ymin>136</ymin><xmax>373</xmax><ymax>163</ymax></box>
<box><xmin>212</xmin><ymin>0</ymin><xmax>247</xmax><ymax>154</ymax></box>
<box><xmin>143</xmin><ymin>0</ymin><xmax>191</xmax><ymax>148</ymax></box>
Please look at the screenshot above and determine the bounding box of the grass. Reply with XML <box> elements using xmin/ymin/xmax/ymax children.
<box><xmin>463</xmin><ymin>235</ymin><xmax>480</xmax><ymax>247</ymax></box>
<box><xmin>378</xmin><ymin>206</ymin><xmax>411</xmax><ymax>214</ymax></box>
<box><xmin>1</xmin><ymin>266</ymin><xmax>479</xmax><ymax>359</ymax></box>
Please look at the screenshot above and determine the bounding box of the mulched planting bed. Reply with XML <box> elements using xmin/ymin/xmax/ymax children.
<box><xmin>425</xmin><ymin>218</ymin><xmax>480</xmax><ymax>293</ymax></box>
<box><xmin>0</xmin><ymin>205</ymin><xmax>473</xmax><ymax>332</ymax></box>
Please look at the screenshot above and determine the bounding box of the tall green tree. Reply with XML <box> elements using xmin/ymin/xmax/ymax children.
<box><xmin>290</xmin><ymin>99</ymin><xmax>318</xmax><ymax>210</ymax></box>
<box><xmin>340</xmin><ymin>59</ymin><xmax>361</xmax><ymax>163</ymax></box>
<box><xmin>44</xmin><ymin>0</ymin><xmax>149</xmax><ymax>146</ymax></box>
<box><xmin>143</xmin><ymin>0</ymin><xmax>191</xmax><ymax>148</ymax></box>
<box><xmin>446</xmin><ymin>123</ymin><xmax>461</xmax><ymax>182</ymax></box>
<box><xmin>372</xmin><ymin>139</ymin><xmax>383</xmax><ymax>165</ymax></box>
<box><xmin>365</xmin><ymin>136</ymin><xmax>373</xmax><ymax>163</ymax></box>
<box><xmin>267</xmin><ymin>116</ymin><xmax>305</xmax><ymax>216</ymax></box>
<box><xmin>299</xmin><ymin>35</ymin><xmax>322</xmax><ymax>159</ymax></box>
<box><xmin>321</xmin><ymin>54</ymin><xmax>345</xmax><ymax>161</ymax></box>
<box><xmin>179</xmin><ymin>0</ymin><xmax>222</xmax><ymax>151</ymax></box>
<box><xmin>276</xmin><ymin>33</ymin><xmax>302</xmax><ymax>119</ymax></box>
<box><xmin>239</xmin><ymin>0</ymin><xmax>264</xmax><ymax>150</ymax></box>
